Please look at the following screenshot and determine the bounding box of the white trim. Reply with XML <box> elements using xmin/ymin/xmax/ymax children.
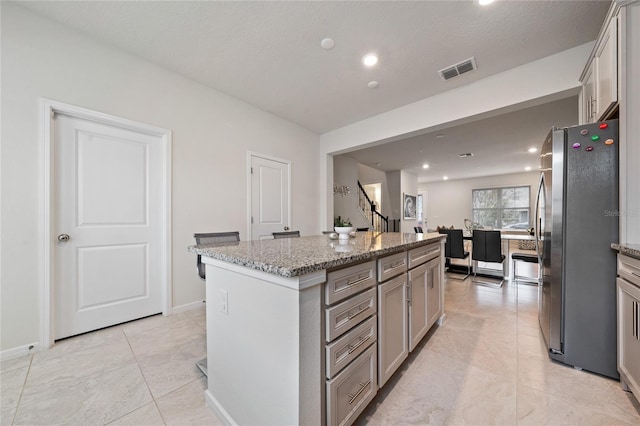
<box><xmin>171</xmin><ymin>299</ymin><xmax>206</xmax><ymax>314</ymax></box>
<box><xmin>39</xmin><ymin>98</ymin><xmax>172</xmax><ymax>347</ymax></box>
<box><xmin>205</xmin><ymin>389</ymin><xmax>237</xmax><ymax>426</ymax></box>
<box><xmin>246</xmin><ymin>151</ymin><xmax>292</xmax><ymax>240</ymax></box>
<box><xmin>0</xmin><ymin>342</ymin><xmax>40</xmax><ymax>362</ymax></box>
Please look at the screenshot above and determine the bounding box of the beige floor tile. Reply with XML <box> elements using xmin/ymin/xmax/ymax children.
<box><xmin>13</xmin><ymin>363</ymin><xmax>152</xmax><ymax>425</ymax></box>
<box><xmin>26</xmin><ymin>334</ymin><xmax>136</xmax><ymax>386</ymax></box>
<box><xmin>156</xmin><ymin>377</ymin><xmax>223</xmax><ymax>426</ymax></box>
<box><xmin>133</xmin><ymin>332</ymin><xmax>206</xmax><ymax>398</ymax></box>
<box><xmin>33</xmin><ymin>325</ymin><xmax>126</xmax><ymax>364</ymax></box>
<box><xmin>1</xmin><ymin>366</ymin><xmax>28</xmax><ymax>424</ymax></box>
<box><xmin>122</xmin><ymin>312</ymin><xmax>196</xmax><ymax>337</ymax></box>
<box><xmin>107</xmin><ymin>401</ymin><xmax>165</xmax><ymax>426</ymax></box>
<box><xmin>1</xmin><ymin>354</ymin><xmax>32</xmax><ymax>374</ymax></box>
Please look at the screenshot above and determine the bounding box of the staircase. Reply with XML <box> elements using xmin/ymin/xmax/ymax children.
<box><xmin>357</xmin><ymin>181</ymin><xmax>389</xmax><ymax>232</ymax></box>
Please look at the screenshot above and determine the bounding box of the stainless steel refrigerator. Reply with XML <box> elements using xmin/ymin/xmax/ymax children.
<box><xmin>535</xmin><ymin>119</ymin><xmax>619</xmax><ymax>379</ymax></box>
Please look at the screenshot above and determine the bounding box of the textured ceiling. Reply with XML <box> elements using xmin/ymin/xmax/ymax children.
<box><xmin>16</xmin><ymin>0</ymin><xmax>610</xmax><ymax>134</ymax></box>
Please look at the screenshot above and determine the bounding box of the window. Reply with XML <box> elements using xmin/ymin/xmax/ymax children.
<box><xmin>472</xmin><ymin>186</ymin><xmax>530</xmax><ymax>230</ymax></box>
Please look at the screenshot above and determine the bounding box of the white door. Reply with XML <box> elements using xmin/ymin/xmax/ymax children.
<box><xmin>250</xmin><ymin>154</ymin><xmax>291</xmax><ymax>240</ymax></box>
<box><xmin>54</xmin><ymin>112</ymin><xmax>166</xmax><ymax>339</ymax></box>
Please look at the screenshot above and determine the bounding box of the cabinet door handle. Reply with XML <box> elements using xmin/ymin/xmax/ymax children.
<box><xmin>348</xmin><ymin>380</ymin><xmax>371</xmax><ymax>404</ymax></box>
<box><xmin>632</xmin><ymin>300</ymin><xmax>640</xmax><ymax>340</ymax></box>
<box><xmin>348</xmin><ymin>335</ymin><xmax>371</xmax><ymax>354</ymax></box>
<box><xmin>406</xmin><ymin>283</ymin><xmax>411</xmax><ymax>304</ymax></box>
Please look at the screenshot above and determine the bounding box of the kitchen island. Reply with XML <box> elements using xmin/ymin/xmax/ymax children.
<box><xmin>189</xmin><ymin>232</ymin><xmax>446</xmax><ymax>425</ymax></box>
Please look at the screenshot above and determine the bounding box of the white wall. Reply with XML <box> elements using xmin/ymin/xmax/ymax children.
<box><xmin>0</xmin><ymin>4</ymin><xmax>320</xmax><ymax>352</ymax></box>
<box><xmin>332</xmin><ymin>156</ymin><xmax>368</xmax><ymax>229</ymax></box>
<box><xmin>420</xmin><ymin>171</ymin><xmax>540</xmax><ymax>231</ymax></box>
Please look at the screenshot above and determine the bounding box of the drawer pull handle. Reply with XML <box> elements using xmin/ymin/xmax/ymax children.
<box><xmin>347</xmin><ymin>305</ymin><xmax>368</xmax><ymax>320</ymax></box>
<box><xmin>348</xmin><ymin>335</ymin><xmax>371</xmax><ymax>354</ymax></box>
<box><xmin>345</xmin><ymin>275</ymin><xmax>369</xmax><ymax>287</ymax></box>
<box><xmin>385</xmin><ymin>260</ymin><xmax>405</xmax><ymax>271</ymax></box>
<box><xmin>348</xmin><ymin>380</ymin><xmax>371</xmax><ymax>405</ymax></box>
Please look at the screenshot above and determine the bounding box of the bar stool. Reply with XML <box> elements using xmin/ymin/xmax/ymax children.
<box><xmin>511</xmin><ymin>253</ymin><xmax>539</xmax><ymax>285</ymax></box>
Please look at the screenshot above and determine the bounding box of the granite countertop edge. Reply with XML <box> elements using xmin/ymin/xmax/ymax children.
<box><xmin>189</xmin><ymin>234</ymin><xmax>446</xmax><ymax>278</ymax></box>
<box><xmin>611</xmin><ymin>243</ymin><xmax>640</xmax><ymax>261</ymax></box>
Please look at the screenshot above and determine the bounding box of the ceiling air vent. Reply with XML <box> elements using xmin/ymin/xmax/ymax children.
<box><xmin>438</xmin><ymin>57</ymin><xmax>477</xmax><ymax>81</ymax></box>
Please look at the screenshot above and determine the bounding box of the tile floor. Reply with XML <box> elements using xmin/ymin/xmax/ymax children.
<box><xmin>2</xmin><ymin>278</ymin><xmax>639</xmax><ymax>425</ymax></box>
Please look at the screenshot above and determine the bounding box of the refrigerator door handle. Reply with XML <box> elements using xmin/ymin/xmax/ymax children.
<box><xmin>534</xmin><ymin>173</ymin><xmax>545</xmax><ymax>263</ymax></box>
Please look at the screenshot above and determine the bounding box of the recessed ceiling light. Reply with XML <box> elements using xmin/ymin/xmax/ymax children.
<box><xmin>525</xmin><ymin>166</ymin><xmax>532</xmax><ymax>171</ymax></box>
<box><xmin>362</xmin><ymin>54</ymin><xmax>378</xmax><ymax>67</ymax></box>
<box><xmin>422</xmin><ymin>164</ymin><xmax>429</xmax><ymax>169</ymax></box>
<box><xmin>320</xmin><ymin>38</ymin><xmax>335</xmax><ymax>50</ymax></box>
<box><xmin>367</xmin><ymin>81</ymin><xmax>379</xmax><ymax>89</ymax></box>
<box><xmin>443</xmin><ymin>176</ymin><xmax>449</xmax><ymax>180</ymax></box>
<box><xmin>528</xmin><ymin>147</ymin><xmax>537</xmax><ymax>153</ymax></box>
<box><xmin>478</xmin><ymin>0</ymin><xmax>494</xmax><ymax>5</ymax></box>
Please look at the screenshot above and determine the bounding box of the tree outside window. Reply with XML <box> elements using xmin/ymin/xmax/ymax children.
<box><xmin>472</xmin><ymin>186</ymin><xmax>530</xmax><ymax>229</ymax></box>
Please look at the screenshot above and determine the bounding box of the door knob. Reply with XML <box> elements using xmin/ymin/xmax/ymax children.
<box><xmin>284</xmin><ymin>226</ymin><xmax>290</xmax><ymax>231</ymax></box>
<box><xmin>57</xmin><ymin>234</ymin><xmax>70</xmax><ymax>242</ymax></box>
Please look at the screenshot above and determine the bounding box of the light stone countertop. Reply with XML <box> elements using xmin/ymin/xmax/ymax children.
<box><xmin>189</xmin><ymin>232</ymin><xmax>446</xmax><ymax>277</ymax></box>
<box><xmin>611</xmin><ymin>243</ymin><xmax>640</xmax><ymax>261</ymax></box>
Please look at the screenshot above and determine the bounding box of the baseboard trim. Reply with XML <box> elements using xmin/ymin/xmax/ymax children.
<box><xmin>171</xmin><ymin>299</ymin><xmax>205</xmax><ymax>314</ymax></box>
<box><xmin>205</xmin><ymin>389</ymin><xmax>237</xmax><ymax>426</ymax></box>
<box><xmin>0</xmin><ymin>342</ymin><xmax>40</xmax><ymax>362</ymax></box>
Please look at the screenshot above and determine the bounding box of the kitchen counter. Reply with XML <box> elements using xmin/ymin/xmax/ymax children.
<box><xmin>189</xmin><ymin>231</ymin><xmax>445</xmax><ymax>278</ymax></box>
<box><xmin>190</xmin><ymin>232</ymin><xmax>446</xmax><ymax>425</ymax></box>
<box><xmin>611</xmin><ymin>243</ymin><xmax>640</xmax><ymax>260</ymax></box>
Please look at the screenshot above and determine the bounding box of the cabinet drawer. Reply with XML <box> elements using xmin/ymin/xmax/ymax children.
<box><xmin>326</xmin><ymin>288</ymin><xmax>377</xmax><ymax>342</ymax></box>
<box><xmin>327</xmin><ymin>345</ymin><xmax>377</xmax><ymax>426</ymax></box>
<box><xmin>326</xmin><ymin>261</ymin><xmax>376</xmax><ymax>306</ymax></box>
<box><xmin>377</xmin><ymin>251</ymin><xmax>407</xmax><ymax>282</ymax></box>
<box><xmin>326</xmin><ymin>315</ymin><xmax>377</xmax><ymax>379</ymax></box>
<box><xmin>618</xmin><ymin>254</ymin><xmax>640</xmax><ymax>288</ymax></box>
<box><xmin>408</xmin><ymin>242</ymin><xmax>440</xmax><ymax>269</ymax></box>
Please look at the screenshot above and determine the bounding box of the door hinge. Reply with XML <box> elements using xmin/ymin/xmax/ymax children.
<box><xmin>251</xmin><ymin>167</ymin><xmax>253</xmax><ymax>174</ymax></box>
<box><xmin>251</xmin><ymin>216</ymin><xmax>254</xmax><ymax>224</ymax></box>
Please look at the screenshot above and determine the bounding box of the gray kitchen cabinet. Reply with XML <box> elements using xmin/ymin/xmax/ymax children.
<box><xmin>377</xmin><ymin>273</ymin><xmax>408</xmax><ymax>387</ymax></box>
<box><xmin>580</xmin><ymin>13</ymin><xmax>619</xmax><ymax>124</ymax></box>
<box><xmin>617</xmin><ymin>254</ymin><xmax>640</xmax><ymax>402</ymax></box>
<box><xmin>407</xmin><ymin>243</ymin><xmax>442</xmax><ymax>352</ymax></box>
<box><xmin>425</xmin><ymin>256</ymin><xmax>442</xmax><ymax>330</ymax></box>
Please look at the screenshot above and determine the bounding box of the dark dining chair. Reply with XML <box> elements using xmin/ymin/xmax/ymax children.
<box><xmin>471</xmin><ymin>230</ymin><xmax>506</xmax><ymax>288</ymax></box>
<box><xmin>414</xmin><ymin>227</ymin><xmax>423</xmax><ymax>233</ymax></box>
<box><xmin>194</xmin><ymin>231</ymin><xmax>241</xmax><ymax>280</ymax></box>
<box><xmin>439</xmin><ymin>229</ymin><xmax>471</xmax><ymax>279</ymax></box>
<box><xmin>193</xmin><ymin>231</ymin><xmax>240</xmax><ymax>377</ymax></box>
<box><xmin>512</xmin><ymin>252</ymin><xmax>539</xmax><ymax>285</ymax></box>
<box><xmin>273</xmin><ymin>231</ymin><xmax>300</xmax><ymax>239</ymax></box>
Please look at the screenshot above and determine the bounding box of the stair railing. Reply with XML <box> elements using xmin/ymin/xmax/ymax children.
<box><xmin>357</xmin><ymin>181</ymin><xmax>389</xmax><ymax>232</ymax></box>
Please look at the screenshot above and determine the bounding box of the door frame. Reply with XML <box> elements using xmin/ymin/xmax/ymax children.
<box><xmin>39</xmin><ymin>99</ymin><xmax>172</xmax><ymax>348</ymax></box>
<box><xmin>246</xmin><ymin>151</ymin><xmax>291</xmax><ymax>240</ymax></box>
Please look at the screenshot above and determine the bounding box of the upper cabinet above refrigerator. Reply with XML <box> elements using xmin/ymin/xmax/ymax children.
<box><xmin>580</xmin><ymin>8</ymin><xmax>620</xmax><ymax>124</ymax></box>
